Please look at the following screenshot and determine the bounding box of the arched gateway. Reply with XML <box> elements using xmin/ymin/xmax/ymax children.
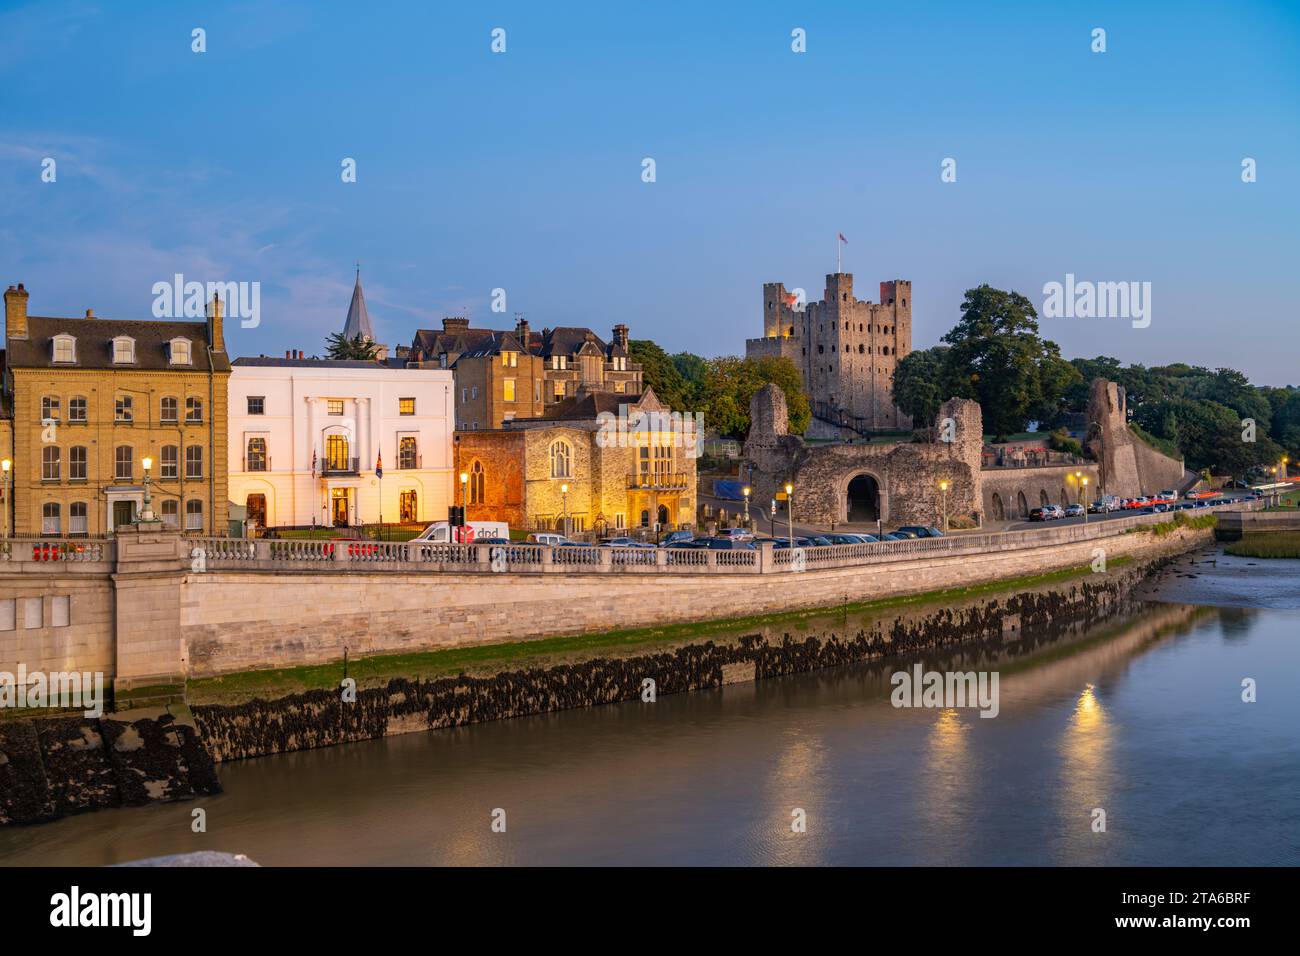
<box><xmin>845</xmin><ymin>473</ymin><xmax>881</xmax><ymax>523</ymax></box>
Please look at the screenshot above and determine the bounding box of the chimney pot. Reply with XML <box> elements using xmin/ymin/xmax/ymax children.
<box><xmin>85</xmin><ymin>309</ymin><xmax>94</xmax><ymax>318</ymax></box>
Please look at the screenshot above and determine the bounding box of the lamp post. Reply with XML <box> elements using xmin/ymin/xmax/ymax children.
<box><xmin>1073</xmin><ymin>470</ymin><xmax>1083</xmax><ymax>506</ymax></box>
<box><xmin>457</xmin><ymin>470</ymin><xmax>468</xmax><ymax>542</ymax></box>
<box><xmin>742</xmin><ymin>485</ymin><xmax>751</xmax><ymax>527</ymax></box>
<box><xmin>938</xmin><ymin>479</ymin><xmax>949</xmax><ymax>532</ymax></box>
<box><xmin>784</xmin><ymin>481</ymin><xmax>794</xmax><ymax>548</ymax></box>
<box><xmin>561</xmin><ymin>482</ymin><xmax>569</xmax><ymax>538</ymax></box>
<box><xmin>139</xmin><ymin>456</ymin><xmax>156</xmax><ymax>522</ymax></box>
<box><xmin>1081</xmin><ymin>476</ymin><xmax>1089</xmax><ymax>523</ymax></box>
<box><xmin>1</xmin><ymin>458</ymin><xmax>9</xmax><ymax>539</ymax></box>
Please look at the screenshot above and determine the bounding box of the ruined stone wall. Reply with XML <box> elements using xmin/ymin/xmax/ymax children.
<box><xmin>1086</xmin><ymin>379</ymin><xmax>1185</xmax><ymax>497</ymax></box>
<box><xmin>983</xmin><ymin>464</ymin><xmax>1102</xmax><ymax>520</ymax></box>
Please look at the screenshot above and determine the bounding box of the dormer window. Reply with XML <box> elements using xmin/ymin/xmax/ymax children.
<box><xmin>52</xmin><ymin>334</ymin><xmax>77</xmax><ymax>364</ymax></box>
<box><xmin>169</xmin><ymin>337</ymin><xmax>192</xmax><ymax>365</ymax></box>
<box><xmin>112</xmin><ymin>336</ymin><xmax>135</xmax><ymax>364</ymax></box>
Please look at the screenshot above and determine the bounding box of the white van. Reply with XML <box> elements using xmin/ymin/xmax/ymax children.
<box><xmin>414</xmin><ymin>520</ymin><xmax>510</xmax><ymax>543</ymax></box>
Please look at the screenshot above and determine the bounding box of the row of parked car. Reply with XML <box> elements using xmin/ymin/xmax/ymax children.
<box><xmin>521</xmin><ymin>526</ymin><xmax>947</xmax><ymax>551</ymax></box>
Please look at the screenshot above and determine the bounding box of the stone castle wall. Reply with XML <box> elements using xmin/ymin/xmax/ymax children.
<box><xmin>1086</xmin><ymin>379</ymin><xmax>1185</xmax><ymax>497</ymax></box>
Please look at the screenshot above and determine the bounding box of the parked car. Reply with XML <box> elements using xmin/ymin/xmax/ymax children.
<box><xmin>880</xmin><ymin>532</ymin><xmax>909</xmax><ymax>541</ymax></box>
<box><xmin>599</xmin><ymin>537</ymin><xmax>655</xmax><ymax>548</ymax></box>
<box><xmin>718</xmin><ymin>528</ymin><xmax>755</xmax><ymax>541</ymax></box>
<box><xmin>1065</xmin><ymin>504</ymin><xmax>1085</xmax><ymax>518</ymax></box>
<box><xmin>526</xmin><ymin>532</ymin><xmax>573</xmax><ymax>546</ymax></box>
<box><xmin>697</xmin><ymin>537</ymin><xmax>757</xmax><ymax>550</ymax></box>
<box><xmin>660</xmin><ymin>530</ymin><xmax>695</xmax><ymax>547</ymax></box>
<box><xmin>827</xmin><ymin>533</ymin><xmax>877</xmax><ymax>544</ymax></box>
<box><xmin>1045</xmin><ymin>505</ymin><xmax>1066</xmax><ymax>519</ymax></box>
<box><xmin>1028</xmin><ymin>507</ymin><xmax>1051</xmax><ymax>522</ymax></box>
<box><xmin>896</xmin><ymin>525</ymin><xmax>944</xmax><ymax>538</ymax></box>
<box><xmin>415</xmin><ymin>520</ymin><xmax>510</xmax><ymax>543</ymax></box>
<box><xmin>890</xmin><ymin>528</ymin><xmax>922</xmax><ymax>537</ymax></box>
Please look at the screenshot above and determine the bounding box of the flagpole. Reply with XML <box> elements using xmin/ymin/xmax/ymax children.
<box><xmin>836</xmin><ymin>234</ymin><xmax>840</xmax><ymax>274</ymax></box>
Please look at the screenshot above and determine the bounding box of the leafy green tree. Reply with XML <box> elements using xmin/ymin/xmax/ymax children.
<box><xmin>628</xmin><ymin>339</ymin><xmax>691</xmax><ymax>411</ymax></box>
<box><xmin>700</xmin><ymin>355</ymin><xmax>810</xmax><ymax>438</ymax></box>
<box><xmin>325</xmin><ymin>332</ymin><xmax>381</xmax><ymax>360</ymax></box>
<box><xmin>892</xmin><ymin>346</ymin><xmax>949</xmax><ymax>429</ymax></box>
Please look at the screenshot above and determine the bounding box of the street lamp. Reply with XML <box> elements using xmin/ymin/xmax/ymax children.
<box><xmin>742</xmin><ymin>485</ymin><xmax>751</xmax><ymax>526</ymax></box>
<box><xmin>784</xmin><ymin>481</ymin><xmax>794</xmax><ymax>548</ymax></box>
<box><xmin>1</xmin><ymin>458</ymin><xmax>9</xmax><ymax>539</ymax></box>
<box><xmin>561</xmin><ymin>482</ymin><xmax>569</xmax><ymax>538</ymax></box>
<box><xmin>139</xmin><ymin>456</ymin><xmax>156</xmax><ymax>522</ymax></box>
<box><xmin>1073</xmin><ymin>470</ymin><xmax>1084</xmax><ymax>506</ymax></box>
<box><xmin>1081</xmin><ymin>476</ymin><xmax>1089</xmax><ymax>523</ymax></box>
<box><xmin>938</xmin><ymin>479</ymin><xmax>949</xmax><ymax>532</ymax></box>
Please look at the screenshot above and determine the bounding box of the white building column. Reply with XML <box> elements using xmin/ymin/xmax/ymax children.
<box><xmin>357</xmin><ymin>397</ymin><xmax>370</xmax><ymax>470</ymax></box>
<box><xmin>304</xmin><ymin>396</ymin><xmax>316</xmax><ymax>472</ymax></box>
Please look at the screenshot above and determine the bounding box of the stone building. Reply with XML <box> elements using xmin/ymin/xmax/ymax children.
<box><xmin>1</xmin><ymin>282</ymin><xmax>230</xmax><ymax>537</ymax></box>
<box><xmin>745</xmin><ymin>272</ymin><xmax>912</xmax><ymax>432</ymax></box>
<box><xmin>408</xmin><ymin>316</ymin><xmax>642</xmax><ymax>429</ymax></box>
<box><xmin>1085</xmin><ymin>378</ymin><xmax>1185</xmax><ymax>498</ymax></box>
<box><xmin>743</xmin><ymin>383</ymin><xmax>982</xmax><ymax>528</ymax></box>
<box><xmin>454</xmin><ymin>387</ymin><xmax>695</xmax><ymax>535</ymax></box>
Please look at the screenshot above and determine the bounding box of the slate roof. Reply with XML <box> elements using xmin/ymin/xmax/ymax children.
<box><xmin>5</xmin><ymin>314</ymin><xmax>231</xmax><ymax>372</ymax></box>
<box><xmin>233</xmin><ymin>357</ymin><xmax>386</xmax><ymax>368</ymax></box>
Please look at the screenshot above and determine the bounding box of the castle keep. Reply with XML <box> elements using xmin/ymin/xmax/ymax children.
<box><xmin>745</xmin><ymin>272</ymin><xmax>912</xmax><ymax>431</ymax></box>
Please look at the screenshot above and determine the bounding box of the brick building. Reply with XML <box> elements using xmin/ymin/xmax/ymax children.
<box><xmin>745</xmin><ymin>272</ymin><xmax>912</xmax><ymax>431</ymax></box>
<box><xmin>1</xmin><ymin>283</ymin><xmax>230</xmax><ymax>537</ymax></box>
<box><xmin>454</xmin><ymin>387</ymin><xmax>695</xmax><ymax>536</ymax></box>
<box><xmin>408</xmin><ymin>316</ymin><xmax>642</xmax><ymax>429</ymax></box>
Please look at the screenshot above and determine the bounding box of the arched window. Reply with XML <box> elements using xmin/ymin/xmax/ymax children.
<box><xmin>550</xmin><ymin>440</ymin><xmax>571</xmax><ymax>479</ymax></box>
<box><xmin>469</xmin><ymin>460</ymin><xmax>485</xmax><ymax>504</ymax></box>
<box><xmin>69</xmin><ymin>502</ymin><xmax>88</xmax><ymax>536</ymax></box>
<box><xmin>69</xmin><ymin>446</ymin><xmax>87</xmax><ymax>481</ymax></box>
<box><xmin>169</xmin><ymin>337</ymin><xmax>192</xmax><ymax>365</ymax></box>
<box><xmin>399</xmin><ymin>490</ymin><xmax>418</xmax><ymax>523</ymax></box>
<box><xmin>41</xmin><ymin>396</ymin><xmax>60</xmax><ymax>421</ymax></box>
<box><xmin>246</xmin><ymin>437</ymin><xmax>267</xmax><ymax>472</ymax></box>
<box><xmin>858</xmin><ymin>344</ymin><xmax>864</xmax><ymax>354</ymax></box>
<box><xmin>161</xmin><ymin>445</ymin><xmax>178</xmax><ymax>479</ymax></box>
<box><xmin>52</xmin><ymin>334</ymin><xmax>77</xmax><ymax>364</ymax></box>
<box><xmin>41</xmin><ymin>446</ymin><xmax>60</xmax><ymax>481</ymax></box>
<box><xmin>185</xmin><ymin>397</ymin><xmax>203</xmax><ymax>423</ymax></box>
<box><xmin>42</xmin><ymin>502</ymin><xmax>61</xmax><ymax>536</ymax></box>
<box><xmin>68</xmin><ymin>397</ymin><xmax>87</xmax><ymax>423</ymax></box>
<box><xmin>399</xmin><ymin>436</ymin><xmax>418</xmax><ymax>470</ymax></box>
<box><xmin>161</xmin><ymin>499</ymin><xmax>178</xmax><ymax>529</ymax></box>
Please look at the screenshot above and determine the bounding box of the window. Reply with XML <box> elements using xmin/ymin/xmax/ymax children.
<box><xmin>41</xmin><ymin>396</ymin><xmax>60</xmax><ymax>421</ymax></box>
<box><xmin>461</xmin><ymin>388</ymin><xmax>468</xmax><ymax>404</ymax></box>
<box><xmin>247</xmin><ymin>396</ymin><xmax>265</xmax><ymax>415</ymax></box>
<box><xmin>69</xmin><ymin>397</ymin><xmax>87</xmax><ymax>423</ymax></box>
<box><xmin>399</xmin><ymin>490</ymin><xmax>418</xmax><ymax>522</ymax></box>
<box><xmin>69</xmin><ymin>502</ymin><xmax>88</xmax><ymax>536</ymax></box>
<box><xmin>328</xmin><ymin>400</ymin><xmax>344</xmax><ymax>416</ymax></box>
<box><xmin>160</xmin><ymin>499</ymin><xmax>178</xmax><ymax>529</ymax></box>
<box><xmin>185</xmin><ymin>397</ymin><xmax>203</xmax><ymax>423</ymax></box>
<box><xmin>534</xmin><ymin>381</ymin><xmax>541</xmax><ymax>403</ymax></box>
<box><xmin>326</xmin><ymin>435</ymin><xmax>349</xmax><ymax>471</ymax></box>
<box><xmin>169</xmin><ymin>337</ymin><xmax>192</xmax><ymax>365</ymax></box>
<box><xmin>112</xmin><ymin>336</ymin><xmax>135</xmax><ymax>364</ymax></box>
<box><xmin>185</xmin><ymin>445</ymin><xmax>203</xmax><ymax>479</ymax></box>
<box><xmin>161</xmin><ymin>396</ymin><xmax>178</xmax><ymax>422</ymax></box>
<box><xmin>469</xmin><ymin>460</ymin><xmax>485</xmax><ymax>504</ymax></box>
<box><xmin>115</xmin><ymin>446</ymin><xmax>133</xmax><ymax>480</ymax></box>
<box><xmin>399</xmin><ymin>397</ymin><xmax>415</xmax><ymax>416</ymax></box>
<box><xmin>41</xmin><ymin>446</ymin><xmax>60</xmax><ymax>481</ymax></box>
<box><xmin>553</xmin><ymin>355</ymin><xmax>567</xmax><ymax>370</ymax></box>
<box><xmin>69</xmin><ymin>446</ymin><xmax>87</xmax><ymax>481</ymax></box>
<box><xmin>503</xmin><ymin>379</ymin><xmax>516</xmax><ymax>402</ymax></box>
<box><xmin>500</xmin><ymin>351</ymin><xmax>517</xmax><ymax>368</ymax></box>
<box><xmin>160</xmin><ymin>445</ymin><xmax>178</xmax><ymax>479</ymax></box>
<box><xmin>116</xmin><ymin>395</ymin><xmax>133</xmax><ymax>423</ymax></box>
<box><xmin>52</xmin><ymin>334</ymin><xmax>76</xmax><ymax>364</ymax></box>
<box><xmin>471</xmin><ymin>386</ymin><xmax>478</xmax><ymax>400</ymax></box>
<box><xmin>550</xmin><ymin>440</ymin><xmax>572</xmax><ymax>479</ymax></box>
<box><xmin>42</xmin><ymin>503</ymin><xmax>60</xmax><ymax>536</ymax></box>
<box><xmin>398</xmin><ymin>436</ymin><xmax>417</xmax><ymax>470</ymax></box>
<box><xmin>185</xmin><ymin>499</ymin><xmax>203</xmax><ymax>531</ymax></box>
<box><xmin>247</xmin><ymin>437</ymin><xmax>267</xmax><ymax>472</ymax></box>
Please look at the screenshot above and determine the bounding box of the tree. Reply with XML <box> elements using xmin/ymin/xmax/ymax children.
<box><xmin>700</xmin><ymin>355</ymin><xmax>810</xmax><ymax>439</ymax></box>
<box><xmin>892</xmin><ymin>346</ymin><xmax>949</xmax><ymax>429</ymax></box>
<box><xmin>325</xmin><ymin>332</ymin><xmax>381</xmax><ymax>361</ymax></box>
<box><xmin>628</xmin><ymin>339</ymin><xmax>691</xmax><ymax>411</ymax></box>
<box><xmin>939</xmin><ymin>285</ymin><xmax>1081</xmax><ymax>437</ymax></box>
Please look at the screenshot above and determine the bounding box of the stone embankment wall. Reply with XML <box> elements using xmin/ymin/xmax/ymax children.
<box><xmin>192</xmin><ymin>552</ymin><xmax>1175</xmax><ymax>763</ymax></box>
<box><xmin>183</xmin><ymin>525</ymin><xmax>1215</xmax><ymax>679</ymax></box>
<box><xmin>0</xmin><ymin>713</ymin><xmax>220</xmax><ymax>826</ymax></box>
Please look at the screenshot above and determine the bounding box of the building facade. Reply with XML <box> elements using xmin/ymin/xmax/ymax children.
<box><xmin>453</xmin><ymin>388</ymin><xmax>696</xmax><ymax>536</ymax></box>
<box><xmin>745</xmin><ymin>272</ymin><xmax>912</xmax><ymax>431</ymax></box>
<box><xmin>409</xmin><ymin>317</ymin><xmax>642</xmax><ymax>429</ymax></box>
<box><xmin>226</xmin><ymin>358</ymin><xmax>455</xmax><ymax>528</ymax></box>
<box><xmin>2</xmin><ymin>283</ymin><xmax>230</xmax><ymax>537</ymax></box>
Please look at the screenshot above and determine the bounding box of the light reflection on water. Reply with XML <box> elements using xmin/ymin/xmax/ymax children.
<box><xmin>1</xmin><ymin>600</ymin><xmax>1297</xmax><ymax>867</ymax></box>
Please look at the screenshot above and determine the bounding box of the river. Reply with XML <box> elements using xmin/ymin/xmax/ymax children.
<box><xmin>2</xmin><ymin>551</ymin><xmax>1297</xmax><ymax>866</ymax></box>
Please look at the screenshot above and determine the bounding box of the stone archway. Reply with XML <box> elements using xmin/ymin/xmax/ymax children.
<box><xmin>843</xmin><ymin>471</ymin><xmax>884</xmax><ymax>524</ymax></box>
<box><xmin>990</xmin><ymin>492</ymin><xmax>1005</xmax><ymax>521</ymax></box>
<box><xmin>1016</xmin><ymin>491</ymin><xmax>1028</xmax><ymax>517</ymax></box>
<box><xmin>1039</xmin><ymin>489</ymin><xmax>1050</xmax><ymax>507</ymax></box>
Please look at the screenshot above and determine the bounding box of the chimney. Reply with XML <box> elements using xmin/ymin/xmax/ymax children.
<box><xmin>285</xmin><ymin>349</ymin><xmax>291</xmax><ymax>359</ymax></box>
<box><xmin>612</xmin><ymin>323</ymin><xmax>629</xmax><ymax>351</ymax></box>
<box><xmin>297</xmin><ymin>349</ymin><xmax>304</xmax><ymax>359</ymax></box>
<box><xmin>515</xmin><ymin>315</ymin><xmax>531</xmax><ymax>348</ymax></box>
<box><xmin>85</xmin><ymin>309</ymin><xmax>94</xmax><ymax>318</ymax></box>
<box><xmin>4</xmin><ymin>283</ymin><xmax>29</xmax><ymax>340</ymax></box>
<box><xmin>442</xmin><ymin>316</ymin><xmax>470</xmax><ymax>333</ymax></box>
<box><xmin>206</xmin><ymin>294</ymin><xmax>226</xmax><ymax>353</ymax></box>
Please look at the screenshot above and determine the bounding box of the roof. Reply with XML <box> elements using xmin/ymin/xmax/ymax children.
<box><xmin>341</xmin><ymin>271</ymin><xmax>376</xmax><ymax>341</ymax></box>
<box><xmin>525</xmin><ymin>385</ymin><xmax>664</xmax><ymax>422</ymax></box>
<box><xmin>233</xmin><ymin>357</ymin><xmax>385</xmax><ymax>368</ymax></box>
<box><xmin>409</xmin><ymin>322</ymin><xmax>632</xmax><ymax>366</ymax></box>
<box><xmin>5</xmin><ymin>314</ymin><xmax>231</xmax><ymax>372</ymax></box>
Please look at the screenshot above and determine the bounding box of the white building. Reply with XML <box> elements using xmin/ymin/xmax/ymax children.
<box><xmin>227</xmin><ymin>357</ymin><xmax>455</xmax><ymax>529</ymax></box>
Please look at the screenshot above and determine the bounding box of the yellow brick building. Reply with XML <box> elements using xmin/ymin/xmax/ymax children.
<box><xmin>2</xmin><ymin>283</ymin><xmax>230</xmax><ymax>537</ymax></box>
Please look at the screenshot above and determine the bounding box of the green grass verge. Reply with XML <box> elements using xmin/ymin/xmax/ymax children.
<box><xmin>1225</xmin><ymin>531</ymin><xmax>1300</xmax><ymax>559</ymax></box>
<box><xmin>1129</xmin><ymin>512</ymin><xmax>1217</xmax><ymax>537</ymax></box>
<box><xmin>185</xmin><ymin>555</ymin><xmax>1134</xmax><ymax>705</ymax></box>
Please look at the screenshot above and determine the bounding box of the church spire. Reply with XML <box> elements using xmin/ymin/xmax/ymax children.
<box><xmin>342</xmin><ymin>266</ymin><xmax>376</xmax><ymax>342</ymax></box>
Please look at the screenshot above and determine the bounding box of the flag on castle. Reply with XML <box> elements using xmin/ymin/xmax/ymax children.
<box><xmin>375</xmin><ymin>450</ymin><xmax>383</xmax><ymax>479</ymax></box>
<box><xmin>838</xmin><ymin>232</ymin><xmax>847</xmax><ymax>243</ymax></box>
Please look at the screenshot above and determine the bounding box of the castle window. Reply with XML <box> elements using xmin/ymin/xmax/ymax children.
<box><xmin>69</xmin><ymin>398</ymin><xmax>87</xmax><ymax>423</ymax></box>
<box><xmin>550</xmin><ymin>440</ymin><xmax>572</xmax><ymax>479</ymax></box>
<box><xmin>111</xmin><ymin>336</ymin><xmax>135</xmax><ymax>364</ymax></box>
<box><xmin>845</xmin><ymin>345</ymin><xmax>850</xmax><ymax>353</ymax></box>
<box><xmin>842</xmin><ymin>293</ymin><xmax>847</xmax><ymax>301</ymax></box>
<box><xmin>858</xmin><ymin>345</ymin><xmax>865</xmax><ymax>354</ymax></box>
<box><xmin>169</xmin><ymin>337</ymin><xmax>192</xmax><ymax>365</ymax></box>
<box><xmin>859</xmin><ymin>324</ymin><xmax>863</xmax><ymax>333</ymax></box>
<box><xmin>817</xmin><ymin>345</ymin><xmax>824</xmax><ymax>354</ymax></box>
<box><xmin>902</xmin><ymin>299</ymin><xmax>906</xmax><ymax>307</ymax></box>
<box><xmin>52</xmin><ymin>334</ymin><xmax>76</xmax><ymax>364</ymax></box>
<box><xmin>161</xmin><ymin>396</ymin><xmax>178</xmax><ymax>422</ymax></box>
<box><xmin>70</xmin><ymin>446</ymin><xmax>87</xmax><ymax>481</ymax></box>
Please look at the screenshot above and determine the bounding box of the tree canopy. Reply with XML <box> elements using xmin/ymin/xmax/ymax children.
<box><xmin>325</xmin><ymin>332</ymin><xmax>382</xmax><ymax>361</ymax></box>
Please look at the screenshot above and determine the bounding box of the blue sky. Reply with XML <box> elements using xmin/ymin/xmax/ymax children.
<box><xmin>2</xmin><ymin>0</ymin><xmax>1297</xmax><ymax>383</ymax></box>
